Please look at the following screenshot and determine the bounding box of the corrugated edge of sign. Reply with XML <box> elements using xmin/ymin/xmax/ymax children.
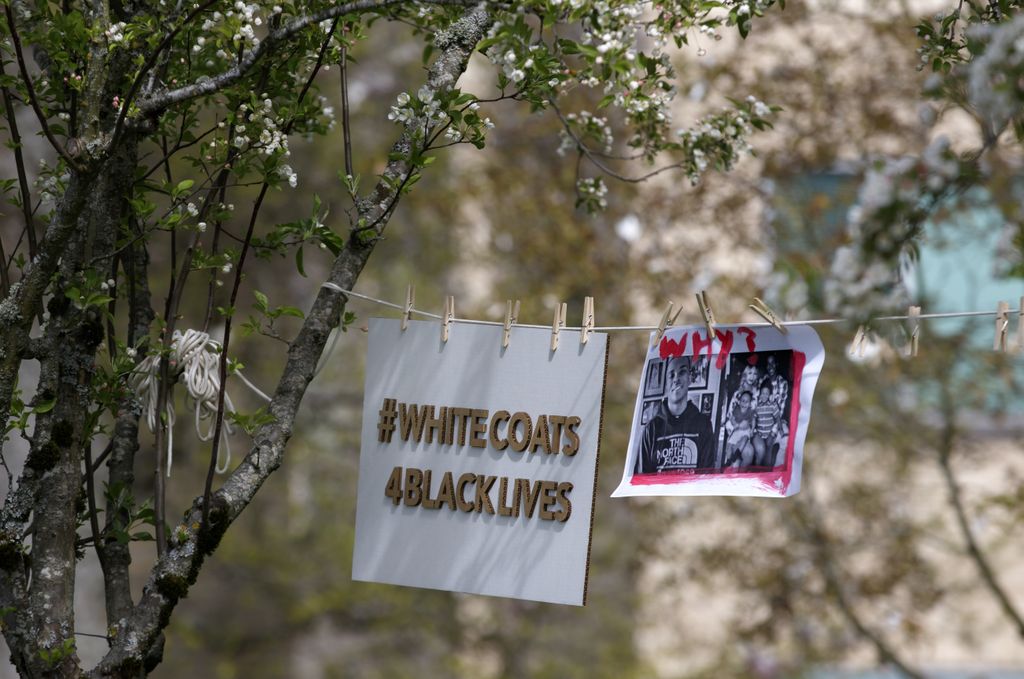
<box><xmin>582</xmin><ymin>334</ymin><xmax>611</xmax><ymax>606</ymax></box>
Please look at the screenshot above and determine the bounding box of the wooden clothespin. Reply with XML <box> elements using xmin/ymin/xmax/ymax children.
<box><xmin>994</xmin><ymin>300</ymin><xmax>1010</xmax><ymax>352</ymax></box>
<box><xmin>907</xmin><ymin>305</ymin><xmax>921</xmax><ymax>357</ymax></box>
<box><xmin>749</xmin><ymin>297</ymin><xmax>787</xmax><ymax>335</ymax></box>
<box><xmin>651</xmin><ymin>301</ymin><xmax>683</xmax><ymax>347</ymax></box>
<box><xmin>851</xmin><ymin>325</ymin><xmax>867</xmax><ymax>357</ymax></box>
<box><xmin>550</xmin><ymin>301</ymin><xmax>567</xmax><ymax>352</ymax></box>
<box><xmin>696</xmin><ymin>290</ymin><xmax>716</xmax><ymax>339</ymax></box>
<box><xmin>401</xmin><ymin>284</ymin><xmax>415</xmax><ymax>331</ymax></box>
<box><xmin>580</xmin><ymin>296</ymin><xmax>595</xmax><ymax>346</ymax></box>
<box><xmin>502</xmin><ymin>299</ymin><xmax>520</xmax><ymax>349</ymax></box>
<box><xmin>441</xmin><ymin>295</ymin><xmax>455</xmax><ymax>343</ymax></box>
<box><xmin>1016</xmin><ymin>296</ymin><xmax>1024</xmax><ymax>353</ymax></box>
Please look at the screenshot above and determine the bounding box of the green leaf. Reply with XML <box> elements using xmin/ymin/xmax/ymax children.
<box><xmin>557</xmin><ymin>38</ymin><xmax>580</xmax><ymax>54</ymax></box>
<box><xmin>253</xmin><ymin>290</ymin><xmax>269</xmax><ymax>312</ymax></box>
<box><xmin>295</xmin><ymin>246</ymin><xmax>306</xmax><ymax>277</ymax></box>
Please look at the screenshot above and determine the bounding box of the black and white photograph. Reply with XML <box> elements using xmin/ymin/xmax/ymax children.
<box><xmin>716</xmin><ymin>350</ymin><xmax>794</xmax><ymax>472</ymax></box>
<box><xmin>691</xmin><ymin>355</ymin><xmax>710</xmax><ymax>390</ymax></box>
<box><xmin>643</xmin><ymin>359</ymin><xmax>665</xmax><ymax>398</ymax></box>
<box><xmin>613</xmin><ymin>325</ymin><xmax>826</xmax><ymax>498</ymax></box>
<box><xmin>630</xmin><ymin>354</ymin><xmax>720</xmax><ymax>476</ymax></box>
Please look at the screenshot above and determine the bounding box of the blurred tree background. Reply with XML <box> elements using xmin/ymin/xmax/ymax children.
<box><xmin>3</xmin><ymin>0</ymin><xmax>1023</xmax><ymax>676</ymax></box>
<box><xmin>153</xmin><ymin>2</ymin><xmax>1023</xmax><ymax>677</ymax></box>
<box><xmin>149</xmin><ymin>2</ymin><xmax>1024</xmax><ymax>675</ymax></box>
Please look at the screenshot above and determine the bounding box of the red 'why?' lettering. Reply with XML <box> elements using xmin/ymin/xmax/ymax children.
<box><xmin>658</xmin><ymin>327</ymin><xmax>759</xmax><ymax>369</ymax></box>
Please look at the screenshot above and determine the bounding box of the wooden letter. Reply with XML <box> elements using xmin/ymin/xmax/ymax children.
<box><xmin>529</xmin><ymin>414</ymin><xmax>552</xmax><ymax>454</ymax></box>
<box><xmin>561</xmin><ymin>416</ymin><xmax>581</xmax><ymax>456</ymax></box>
<box><xmin>469</xmin><ymin>409</ymin><xmax>488</xmax><ymax>448</ymax></box>
<box><xmin>537</xmin><ymin>480</ymin><xmax>558</xmax><ymax>521</ymax></box>
<box><xmin>497</xmin><ymin>477</ymin><xmax>514</xmax><ymax>516</ymax></box>
<box><xmin>421</xmin><ymin>469</ymin><xmax>439</xmax><ymax>509</ymax></box>
<box><xmin>384</xmin><ymin>466</ymin><xmax>403</xmax><ymax>506</ymax></box>
<box><xmin>517</xmin><ymin>479</ymin><xmax>543</xmax><ymax>519</ymax></box>
<box><xmin>399</xmin><ymin>403</ymin><xmax>427</xmax><ymax>443</ymax></box>
<box><xmin>507</xmin><ymin>412</ymin><xmax>533</xmax><ymax>452</ymax></box>
<box><xmin>547</xmin><ymin>416</ymin><xmax>566</xmax><ymax>454</ymax></box>
<box><xmin>475</xmin><ymin>475</ymin><xmax>496</xmax><ymax>514</ymax></box>
<box><xmin>511</xmin><ymin>477</ymin><xmax>522</xmax><ymax>517</ymax></box>
<box><xmin>455</xmin><ymin>473</ymin><xmax>476</xmax><ymax>512</ymax></box>
<box><xmin>436</xmin><ymin>471</ymin><xmax>456</xmax><ymax>510</ymax></box>
<box><xmin>423</xmin><ymin>406</ymin><xmax>446</xmax><ymax>444</ymax></box>
<box><xmin>452</xmin><ymin>406</ymin><xmax>472</xmax><ymax>446</ymax></box>
<box><xmin>403</xmin><ymin>468</ymin><xmax>423</xmax><ymax>507</ymax></box>
<box><xmin>489</xmin><ymin>410</ymin><xmax>510</xmax><ymax>451</ymax></box>
<box><xmin>446</xmin><ymin>407</ymin><xmax>456</xmax><ymax>445</ymax></box>
<box><xmin>554</xmin><ymin>482</ymin><xmax>573</xmax><ymax>522</ymax></box>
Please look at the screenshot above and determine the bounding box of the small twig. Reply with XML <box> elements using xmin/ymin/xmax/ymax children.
<box><xmin>550</xmin><ymin>99</ymin><xmax>685</xmax><ymax>184</ymax></box>
<box><xmin>3</xmin><ymin>3</ymin><xmax>81</xmax><ymax>170</ymax></box>
<box><xmin>3</xmin><ymin>226</ymin><xmax>26</xmax><ymax>274</ymax></box>
<box><xmin>1</xmin><ymin>66</ymin><xmax>37</xmax><ymax>262</ymax></box>
<box><xmin>74</xmin><ymin>631</ymin><xmax>112</xmax><ymax>641</ymax></box>
<box><xmin>937</xmin><ymin>385</ymin><xmax>1024</xmax><ymax>639</ymax></box>
<box><xmin>202</xmin><ymin>114</ymin><xmax>242</xmax><ymax>332</ymax></box>
<box><xmin>0</xmin><ymin>229</ymin><xmax>9</xmax><ymax>298</ymax></box>
<box><xmin>948</xmin><ymin>0</ymin><xmax>964</xmax><ymax>40</ymax></box>
<box><xmin>83</xmin><ymin>443</ymin><xmax>109</xmax><ymax>580</ymax></box>
<box><xmin>106</xmin><ymin>255</ymin><xmax>119</xmax><ymax>358</ymax></box>
<box><xmin>340</xmin><ymin>25</ymin><xmax>354</xmax><ymax>179</ymax></box>
<box><xmin>351</xmin><ymin>104</ymin><xmax>465</xmax><ymax>237</ymax></box>
<box><xmin>141</xmin><ymin>123</ymin><xmax>220</xmax><ymax>181</ymax></box>
<box><xmin>202</xmin><ymin>183</ymin><xmax>267</xmax><ymax>527</ymax></box>
<box><xmin>92</xmin><ymin>440</ymin><xmax>114</xmax><ymax>470</ymax></box>
<box><xmin>0</xmin><ymin>450</ymin><xmax>13</xmax><ymax>490</ymax></box>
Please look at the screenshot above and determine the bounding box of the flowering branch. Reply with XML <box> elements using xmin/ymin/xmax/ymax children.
<box><xmin>135</xmin><ymin>0</ymin><xmax>474</xmax><ymax>118</ymax></box>
<box><xmin>2</xmin><ymin>3</ymin><xmax>81</xmax><ymax>170</ymax></box>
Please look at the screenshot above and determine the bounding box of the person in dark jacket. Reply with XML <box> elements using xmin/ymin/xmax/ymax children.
<box><xmin>634</xmin><ymin>355</ymin><xmax>717</xmax><ymax>474</ymax></box>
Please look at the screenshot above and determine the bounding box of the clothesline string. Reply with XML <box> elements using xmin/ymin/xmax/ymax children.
<box><xmin>320</xmin><ymin>283</ymin><xmax>1018</xmax><ymax>332</ymax></box>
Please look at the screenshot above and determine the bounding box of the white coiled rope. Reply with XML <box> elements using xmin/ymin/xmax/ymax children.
<box><xmin>130</xmin><ymin>329</ymin><xmax>268</xmax><ymax>476</ymax></box>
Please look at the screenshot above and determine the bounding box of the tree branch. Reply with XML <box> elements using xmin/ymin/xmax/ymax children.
<box><xmin>550</xmin><ymin>99</ymin><xmax>685</xmax><ymax>184</ymax></box>
<box><xmin>136</xmin><ymin>0</ymin><xmax>474</xmax><ymax>117</ymax></box>
<box><xmin>937</xmin><ymin>384</ymin><xmax>1024</xmax><ymax>639</ymax></box>
<box><xmin>0</xmin><ymin>172</ymin><xmax>93</xmax><ymax>471</ymax></box>
<box><xmin>202</xmin><ymin>182</ymin><xmax>266</xmax><ymax>526</ymax></box>
<box><xmin>3</xmin><ymin>3</ymin><xmax>81</xmax><ymax>170</ymax></box>
<box><xmin>109</xmin><ymin>0</ymin><xmax>223</xmax><ymax>150</ymax></box>
<box><xmin>340</xmin><ymin>27</ymin><xmax>354</xmax><ymax>179</ymax></box>
<box><xmin>103</xmin><ymin>229</ymin><xmax>155</xmax><ymax>625</ymax></box>
<box><xmin>794</xmin><ymin>500</ymin><xmax>924</xmax><ymax>679</ymax></box>
<box><xmin>1</xmin><ymin>66</ymin><xmax>38</xmax><ymax>264</ymax></box>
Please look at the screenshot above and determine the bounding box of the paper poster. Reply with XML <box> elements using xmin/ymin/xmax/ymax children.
<box><xmin>612</xmin><ymin>324</ymin><xmax>824</xmax><ymax>498</ymax></box>
<box><xmin>352</xmin><ymin>318</ymin><xmax>608</xmax><ymax>606</ymax></box>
